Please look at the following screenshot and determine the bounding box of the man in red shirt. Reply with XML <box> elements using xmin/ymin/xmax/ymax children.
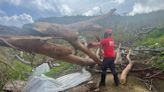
<box><xmin>88</xmin><ymin>28</ymin><xmax>119</xmax><ymax>86</ymax></box>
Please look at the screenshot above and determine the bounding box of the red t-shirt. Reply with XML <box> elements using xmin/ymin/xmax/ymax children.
<box><xmin>100</xmin><ymin>37</ymin><xmax>115</xmax><ymax>58</ymax></box>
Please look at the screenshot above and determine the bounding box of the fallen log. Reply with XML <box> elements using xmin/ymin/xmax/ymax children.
<box><xmin>120</xmin><ymin>49</ymin><xmax>134</xmax><ymax>85</ymax></box>
<box><xmin>0</xmin><ymin>36</ymin><xmax>72</xmax><ymax>56</ymax></box>
<box><xmin>28</xmin><ymin>22</ymin><xmax>102</xmax><ymax>64</ymax></box>
<box><xmin>0</xmin><ymin>36</ymin><xmax>97</xmax><ymax>66</ymax></box>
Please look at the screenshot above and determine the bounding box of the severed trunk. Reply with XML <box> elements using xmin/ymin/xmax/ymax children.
<box><xmin>27</xmin><ymin>22</ymin><xmax>102</xmax><ymax>64</ymax></box>
<box><xmin>120</xmin><ymin>49</ymin><xmax>135</xmax><ymax>85</ymax></box>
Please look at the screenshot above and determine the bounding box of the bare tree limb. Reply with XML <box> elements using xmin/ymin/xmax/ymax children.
<box><xmin>15</xmin><ymin>55</ymin><xmax>31</xmax><ymax>65</ymax></box>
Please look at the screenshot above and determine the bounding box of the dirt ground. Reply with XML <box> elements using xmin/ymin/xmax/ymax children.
<box><xmin>99</xmin><ymin>74</ymin><xmax>150</xmax><ymax>92</ymax></box>
<box><xmin>67</xmin><ymin>72</ymin><xmax>164</xmax><ymax>92</ymax></box>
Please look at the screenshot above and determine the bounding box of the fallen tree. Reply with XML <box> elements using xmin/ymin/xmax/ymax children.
<box><xmin>1</xmin><ymin>9</ymin><xmax>163</xmax><ymax>92</ymax></box>
<box><xmin>0</xmin><ymin>9</ymin><xmax>117</xmax><ymax>66</ymax></box>
<box><xmin>0</xmin><ymin>36</ymin><xmax>96</xmax><ymax>66</ymax></box>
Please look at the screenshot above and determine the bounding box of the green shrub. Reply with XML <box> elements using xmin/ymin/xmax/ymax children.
<box><xmin>7</xmin><ymin>61</ymin><xmax>32</xmax><ymax>80</ymax></box>
<box><xmin>45</xmin><ymin>62</ymin><xmax>80</xmax><ymax>78</ymax></box>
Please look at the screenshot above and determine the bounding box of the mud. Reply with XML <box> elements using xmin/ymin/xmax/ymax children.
<box><xmin>99</xmin><ymin>74</ymin><xmax>150</xmax><ymax>92</ymax></box>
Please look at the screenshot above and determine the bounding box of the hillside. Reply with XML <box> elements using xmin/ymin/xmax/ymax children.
<box><xmin>0</xmin><ymin>25</ymin><xmax>42</xmax><ymax>36</ymax></box>
<box><xmin>36</xmin><ymin>16</ymin><xmax>95</xmax><ymax>24</ymax></box>
<box><xmin>37</xmin><ymin>10</ymin><xmax>164</xmax><ymax>31</ymax></box>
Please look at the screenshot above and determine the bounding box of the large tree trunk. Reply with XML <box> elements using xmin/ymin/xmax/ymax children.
<box><xmin>27</xmin><ymin>22</ymin><xmax>102</xmax><ymax>64</ymax></box>
<box><xmin>0</xmin><ymin>36</ymin><xmax>96</xmax><ymax>66</ymax></box>
<box><xmin>0</xmin><ymin>36</ymin><xmax>72</xmax><ymax>56</ymax></box>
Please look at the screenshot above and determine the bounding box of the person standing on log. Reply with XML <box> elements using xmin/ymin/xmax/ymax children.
<box><xmin>88</xmin><ymin>28</ymin><xmax>119</xmax><ymax>86</ymax></box>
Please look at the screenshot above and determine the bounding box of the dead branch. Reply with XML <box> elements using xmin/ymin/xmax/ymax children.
<box><xmin>146</xmin><ymin>69</ymin><xmax>164</xmax><ymax>79</ymax></box>
<box><xmin>15</xmin><ymin>55</ymin><xmax>31</xmax><ymax>65</ymax></box>
<box><xmin>137</xmin><ymin>78</ymin><xmax>158</xmax><ymax>91</ymax></box>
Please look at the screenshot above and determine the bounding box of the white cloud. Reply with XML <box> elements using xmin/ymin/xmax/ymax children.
<box><xmin>0</xmin><ymin>0</ymin><xmax>138</xmax><ymax>18</ymax></box>
<box><xmin>59</xmin><ymin>4</ymin><xmax>73</xmax><ymax>16</ymax></box>
<box><xmin>24</xmin><ymin>0</ymin><xmax>74</xmax><ymax>16</ymax></box>
<box><xmin>113</xmin><ymin>0</ymin><xmax>125</xmax><ymax>4</ymax></box>
<box><xmin>128</xmin><ymin>0</ymin><xmax>164</xmax><ymax>16</ymax></box>
<box><xmin>0</xmin><ymin>0</ymin><xmax>132</xmax><ymax>17</ymax></box>
<box><xmin>31</xmin><ymin>0</ymin><xmax>57</xmax><ymax>12</ymax></box>
<box><xmin>10</xmin><ymin>0</ymin><xmax>21</xmax><ymax>6</ymax></box>
<box><xmin>83</xmin><ymin>6</ymin><xmax>101</xmax><ymax>16</ymax></box>
<box><xmin>0</xmin><ymin>13</ymin><xmax>34</xmax><ymax>27</ymax></box>
<box><xmin>0</xmin><ymin>0</ymin><xmax>117</xmax><ymax>17</ymax></box>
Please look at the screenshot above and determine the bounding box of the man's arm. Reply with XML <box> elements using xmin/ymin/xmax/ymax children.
<box><xmin>87</xmin><ymin>42</ymin><xmax>101</xmax><ymax>48</ymax></box>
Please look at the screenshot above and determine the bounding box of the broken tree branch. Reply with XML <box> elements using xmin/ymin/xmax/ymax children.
<box><xmin>145</xmin><ymin>69</ymin><xmax>164</xmax><ymax>79</ymax></box>
<box><xmin>15</xmin><ymin>55</ymin><xmax>31</xmax><ymax>65</ymax></box>
<box><xmin>120</xmin><ymin>49</ymin><xmax>135</xmax><ymax>85</ymax></box>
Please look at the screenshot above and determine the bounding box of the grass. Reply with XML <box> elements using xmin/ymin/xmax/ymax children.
<box><xmin>7</xmin><ymin>60</ymin><xmax>32</xmax><ymax>80</ymax></box>
<box><xmin>1</xmin><ymin>59</ymin><xmax>80</xmax><ymax>81</ymax></box>
<box><xmin>45</xmin><ymin>61</ymin><xmax>80</xmax><ymax>78</ymax></box>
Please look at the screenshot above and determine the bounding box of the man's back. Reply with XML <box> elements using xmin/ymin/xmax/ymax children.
<box><xmin>100</xmin><ymin>37</ymin><xmax>115</xmax><ymax>58</ymax></box>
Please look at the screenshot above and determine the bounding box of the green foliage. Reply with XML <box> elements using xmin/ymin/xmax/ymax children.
<box><xmin>45</xmin><ymin>62</ymin><xmax>80</xmax><ymax>78</ymax></box>
<box><xmin>7</xmin><ymin>61</ymin><xmax>32</xmax><ymax>80</ymax></box>
<box><xmin>136</xmin><ymin>28</ymin><xmax>164</xmax><ymax>69</ymax></box>
<box><xmin>153</xmin><ymin>55</ymin><xmax>164</xmax><ymax>69</ymax></box>
<box><xmin>149</xmin><ymin>28</ymin><xmax>164</xmax><ymax>38</ymax></box>
<box><xmin>136</xmin><ymin>28</ymin><xmax>164</xmax><ymax>48</ymax></box>
<box><xmin>138</xmin><ymin>35</ymin><xmax>164</xmax><ymax>47</ymax></box>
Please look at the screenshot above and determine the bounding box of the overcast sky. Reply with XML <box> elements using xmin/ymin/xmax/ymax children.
<box><xmin>0</xmin><ymin>0</ymin><xmax>164</xmax><ymax>27</ymax></box>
